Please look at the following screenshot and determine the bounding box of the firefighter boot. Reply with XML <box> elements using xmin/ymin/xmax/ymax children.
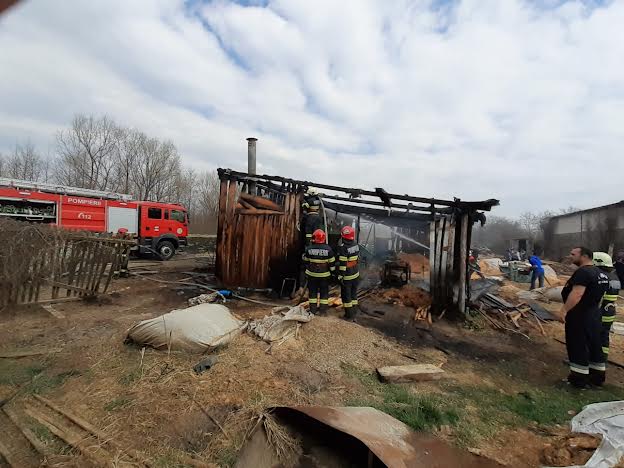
<box><xmin>309</xmin><ymin>302</ymin><xmax>318</xmax><ymax>315</ymax></box>
<box><xmin>589</xmin><ymin>368</ymin><xmax>606</xmax><ymax>387</ymax></box>
<box><xmin>567</xmin><ymin>371</ymin><xmax>590</xmax><ymax>389</ymax></box>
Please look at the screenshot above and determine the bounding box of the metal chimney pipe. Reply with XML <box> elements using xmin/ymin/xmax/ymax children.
<box><xmin>247</xmin><ymin>137</ymin><xmax>257</xmax><ymax>195</ymax></box>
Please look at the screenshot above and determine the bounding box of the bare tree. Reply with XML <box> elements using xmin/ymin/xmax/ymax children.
<box><xmin>131</xmin><ymin>135</ymin><xmax>181</xmax><ymax>201</ymax></box>
<box><xmin>111</xmin><ymin>128</ymin><xmax>141</xmax><ymax>195</ymax></box>
<box><xmin>0</xmin><ymin>152</ymin><xmax>5</xmax><ymax>177</ymax></box>
<box><xmin>4</xmin><ymin>142</ymin><xmax>44</xmax><ymax>181</ymax></box>
<box><xmin>55</xmin><ymin>115</ymin><xmax>119</xmax><ymax>190</ymax></box>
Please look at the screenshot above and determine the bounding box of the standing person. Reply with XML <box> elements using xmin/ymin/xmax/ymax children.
<box><xmin>593</xmin><ymin>252</ymin><xmax>621</xmax><ymax>361</ymax></box>
<box><xmin>337</xmin><ymin>226</ymin><xmax>360</xmax><ymax>321</ymax></box>
<box><xmin>529</xmin><ymin>250</ymin><xmax>545</xmax><ymax>290</ymax></box>
<box><xmin>302</xmin><ymin>191</ymin><xmax>323</xmax><ymax>245</ymax></box>
<box><xmin>558</xmin><ymin>247</ymin><xmax>609</xmax><ymax>388</ymax></box>
<box><xmin>303</xmin><ymin>229</ymin><xmax>335</xmax><ymax>315</ymax></box>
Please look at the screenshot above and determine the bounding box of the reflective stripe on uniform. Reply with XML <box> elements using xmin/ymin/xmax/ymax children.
<box><xmin>347</xmin><ymin>256</ymin><xmax>359</xmax><ymax>261</ymax></box>
<box><xmin>569</xmin><ymin>363</ymin><xmax>589</xmax><ymax>374</ymax></box>
<box><xmin>319</xmin><ymin>299</ymin><xmax>329</xmax><ymax>305</ymax></box>
<box><xmin>343</xmin><ymin>302</ymin><xmax>353</xmax><ymax>308</ymax></box>
<box><xmin>602</xmin><ymin>315</ymin><xmax>616</xmax><ymax>323</ymax></box>
<box><xmin>589</xmin><ymin>362</ymin><xmax>606</xmax><ymax>371</ymax></box>
<box><xmin>352</xmin><ymin>299</ymin><xmax>358</xmax><ymax>305</ymax></box>
<box><xmin>604</xmin><ymin>295</ymin><xmax>619</xmax><ymax>301</ymax></box>
<box><xmin>305</xmin><ymin>270</ymin><xmax>331</xmax><ymax>278</ymax></box>
<box><xmin>338</xmin><ymin>256</ymin><xmax>348</xmax><ymax>261</ymax></box>
<box><xmin>339</xmin><ymin>266</ymin><xmax>347</xmax><ymax>271</ymax></box>
<box><xmin>306</xmin><ymin>234</ymin><xmax>312</xmax><ymax>238</ymax></box>
<box><xmin>603</xmin><ymin>346</ymin><xmax>610</xmax><ymax>354</ymax></box>
<box><xmin>308</xmin><ymin>258</ymin><xmax>330</xmax><ymax>263</ymax></box>
<box><xmin>343</xmin><ymin>272</ymin><xmax>360</xmax><ymax>281</ymax></box>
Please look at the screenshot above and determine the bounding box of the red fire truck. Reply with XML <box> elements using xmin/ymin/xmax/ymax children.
<box><xmin>0</xmin><ymin>178</ymin><xmax>188</xmax><ymax>260</ymax></box>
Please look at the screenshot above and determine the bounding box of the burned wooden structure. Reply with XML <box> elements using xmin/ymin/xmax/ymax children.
<box><xmin>0</xmin><ymin>220</ymin><xmax>134</xmax><ymax>308</ymax></box>
<box><xmin>216</xmin><ymin>169</ymin><xmax>498</xmax><ymax>316</ymax></box>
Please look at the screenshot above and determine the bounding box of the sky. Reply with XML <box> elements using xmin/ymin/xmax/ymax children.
<box><xmin>0</xmin><ymin>0</ymin><xmax>622</xmax><ymax>216</ymax></box>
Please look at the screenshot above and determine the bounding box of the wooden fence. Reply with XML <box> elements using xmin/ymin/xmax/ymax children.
<box><xmin>0</xmin><ymin>220</ymin><xmax>134</xmax><ymax>308</ymax></box>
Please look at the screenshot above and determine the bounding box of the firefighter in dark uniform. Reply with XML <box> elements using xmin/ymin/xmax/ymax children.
<box><xmin>337</xmin><ymin>226</ymin><xmax>360</xmax><ymax>321</ymax></box>
<box><xmin>559</xmin><ymin>247</ymin><xmax>609</xmax><ymax>388</ymax></box>
<box><xmin>302</xmin><ymin>189</ymin><xmax>323</xmax><ymax>245</ymax></box>
<box><xmin>303</xmin><ymin>229</ymin><xmax>335</xmax><ymax>315</ymax></box>
<box><xmin>593</xmin><ymin>252</ymin><xmax>621</xmax><ymax>361</ymax></box>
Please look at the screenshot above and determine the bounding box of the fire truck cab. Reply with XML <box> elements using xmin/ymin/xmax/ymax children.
<box><xmin>0</xmin><ymin>178</ymin><xmax>188</xmax><ymax>260</ymax></box>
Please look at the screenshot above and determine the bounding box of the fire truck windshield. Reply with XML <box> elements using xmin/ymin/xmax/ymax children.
<box><xmin>170</xmin><ymin>209</ymin><xmax>185</xmax><ymax>223</ymax></box>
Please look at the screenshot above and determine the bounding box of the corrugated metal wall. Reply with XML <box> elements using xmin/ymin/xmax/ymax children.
<box><xmin>216</xmin><ymin>175</ymin><xmax>303</xmax><ymax>288</ymax></box>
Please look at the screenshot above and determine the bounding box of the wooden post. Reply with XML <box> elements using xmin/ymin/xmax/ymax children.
<box><xmin>457</xmin><ymin>213</ymin><xmax>469</xmax><ymax>315</ymax></box>
<box><xmin>429</xmin><ymin>220</ymin><xmax>436</xmax><ymax>294</ymax></box>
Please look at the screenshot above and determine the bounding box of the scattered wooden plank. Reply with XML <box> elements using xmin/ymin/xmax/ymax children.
<box><xmin>2</xmin><ymin>405</ymin><xmax>51</xmax><ymax>456</ymax></box>
<box><xmin>0</xmin><ymin>348</ymin><xmax>62</xmax><ymax>359</ymax></box>
<box><xmin>0</xmin><ymin>437</ymin><xmax>21</xmax><ymax>468</ymax></box>
<box><xmin>377</xmin><ymin>364</ymin><xmax>445</xmax><ymax>383</ymax></box>
<box><xmin>33</xmin><ymin>395</ymin><xmax>150</xmax><ymax>467</ymax></box>
<box><xmin>42</xmin><ymin>304</ymin><xmax>65</xmax><ymax>319</ymax></box>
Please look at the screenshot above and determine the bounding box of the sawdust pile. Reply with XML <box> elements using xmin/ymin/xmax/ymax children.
<box><xmin>381</xmin><ymin>286</ymin><xmax>432</xmax><ymax>308</ymax></box>
<box><xmin>541</xmin><ymin>433</ymin><xmax>601</xmax><ymax>467</ymax></box>
<box><xmin>398</xmin><ymin>253</ymin><xmax>429</xmax><ymax>274</ymax></box>
<box><xmin>478</xmin><ymin>258</ymin><xmax>504</xmax><ymax>277</ymax></box>
<box><xmin>496</xmin><ymin>283</ymin><xmax>524</xmax><ymax>303</ymax></box>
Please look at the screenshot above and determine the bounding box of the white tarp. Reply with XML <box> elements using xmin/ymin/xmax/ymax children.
<box><xmin>126</xmin><ymin>304</ymin><xmax>244</xmax><ymax>352</ymax></box>
<box><xmin>247</xmin><ymin>306</ymin><xmax>314</xmax><ymax>343</ymax></box>
<box><xmin>547</xmin><ymin>401</ymin><xmax>624</xmax><ymax>468</ymax></box>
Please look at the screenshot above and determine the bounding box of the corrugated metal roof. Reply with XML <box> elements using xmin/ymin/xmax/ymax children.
<box><xmin>548</xmin><ymin>201</ymin><xmax>624</xmax><ymax>220</ymax></box>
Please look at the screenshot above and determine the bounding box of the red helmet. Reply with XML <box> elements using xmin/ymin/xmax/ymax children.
<box><xmin>312</xmin><ymin>229</ymin><xmax>326</xmax><ymax>244</ymax></box>
<box><xmin>341</xmin><ymin>226</ymin><xmax>355</xmax><ymax>241</ymax></box>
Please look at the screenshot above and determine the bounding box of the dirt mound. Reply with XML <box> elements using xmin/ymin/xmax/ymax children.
<box><xmin>381</xmin><ymin>286</ymin><xmax>432</xmax><ymax>308</ymax></box>
<box><xmin>398</xmin><ymin>253</ymin><xmax>429</xmax><ymax>274</ymax></box>
<box><xmin>541</xmin><ymin>433</ymin><xmax>601</xmax><ymax>467</ymax></box>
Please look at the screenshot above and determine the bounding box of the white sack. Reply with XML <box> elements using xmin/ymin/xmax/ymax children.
<box><xmin>248</xmin><ymin>305</ymin><xmax>313</xmax><ymax>343</ymax></box>
<box><xmin>126</xmin><ymin>304</ymin><xmax>244</xmax><ymax>352</ymax></box>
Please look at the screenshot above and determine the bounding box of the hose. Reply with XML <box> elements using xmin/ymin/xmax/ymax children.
<box><xmin>129</xmin><ymin>272</ymin><xmax>284</xmax><ymax>307</ymax></box>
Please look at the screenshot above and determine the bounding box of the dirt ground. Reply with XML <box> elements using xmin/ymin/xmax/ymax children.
<box><xmin>2</xmin><ymin>254</ymin><xmax>624</xmax><ymax>467</ymax></box>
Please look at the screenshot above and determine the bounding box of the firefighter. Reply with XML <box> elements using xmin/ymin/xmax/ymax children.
<box><xmin>337</xmin><ymin>226</ymin><xmax>360</xmax><ymax>321</ymax></box>
<box><xmin>302</xmin><ymin>188</ymin><xmax>323</xmax><ymax>245</ymax></box>
<box><xmin>559</xmin><ymin>247</ymin><xmax>609</xmax><ymax>388</ymax></box>
<box><xmin>303</xmin><ymin>229</ymin><xmax>335</xmax><ymax>315</ymax></box>
<box><xmin>593</xmin><ymin>252</ymin><xmax>621</xmax><ymax>362</ymax></box>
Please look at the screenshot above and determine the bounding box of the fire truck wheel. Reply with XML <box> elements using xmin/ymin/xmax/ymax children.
<box><xmin>157</xmin><ymin>240</ymin><xmax>176</xmax><ymax>260</ymax></box>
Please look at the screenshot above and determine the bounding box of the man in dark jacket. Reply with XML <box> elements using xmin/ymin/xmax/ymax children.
<box><xmin>558</xmin><ymin>246</ymin><xmax>609</xmax><ymax>388</ymax></box>
<box><xmin>337</xmin><ymin>226</ymin><xmax>360</xmax><ymax>321</ymax></box>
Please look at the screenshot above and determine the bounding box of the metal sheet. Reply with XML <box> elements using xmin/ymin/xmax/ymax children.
<box><xmin>276</xmin><ymin>406</ymin><xmax>502</xmax><ymax>468</ymax></box>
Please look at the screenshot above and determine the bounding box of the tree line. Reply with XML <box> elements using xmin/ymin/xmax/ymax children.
<box><xmin>0</xmin><ymin>114</ymin><xmax>220</xmax><ymax>233</ymax></box>
<box><xmin>472</xmin><ymin>207</ymin><xmax>580</xmax><ymax>254</ymax></box>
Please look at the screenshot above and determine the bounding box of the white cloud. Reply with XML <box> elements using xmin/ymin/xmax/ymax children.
<box><xmin>0</xmin><ymin>0</ymin><xmax>623</xmax><ymax>216</ymax></box>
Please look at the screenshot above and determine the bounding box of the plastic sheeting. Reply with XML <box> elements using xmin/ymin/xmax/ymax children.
<box><xmin>247</xmin><ymin>306</ymin><xmax>313</xmax><ymax>343</ymax></box>
<box><xmin>125</xmin><ymin>304</ymin><xmax>244</xmax><ymax>352</ymax></box>
<box><xmin>547</xmin><ymin>401</ymin><xmax>624</xmax><ymax>468</ymax></box>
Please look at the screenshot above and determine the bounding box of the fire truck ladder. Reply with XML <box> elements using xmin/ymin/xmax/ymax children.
<box><xmin>0</xmin><ymin>178</ymin><xmax>133</xmax><ymax>201</ymax></box>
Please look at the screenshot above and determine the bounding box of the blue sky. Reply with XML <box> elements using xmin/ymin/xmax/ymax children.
<box><xmin>0</xmin><ymin>0</ymin><xmax>623</xmax><ymax>216</ymax></box>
